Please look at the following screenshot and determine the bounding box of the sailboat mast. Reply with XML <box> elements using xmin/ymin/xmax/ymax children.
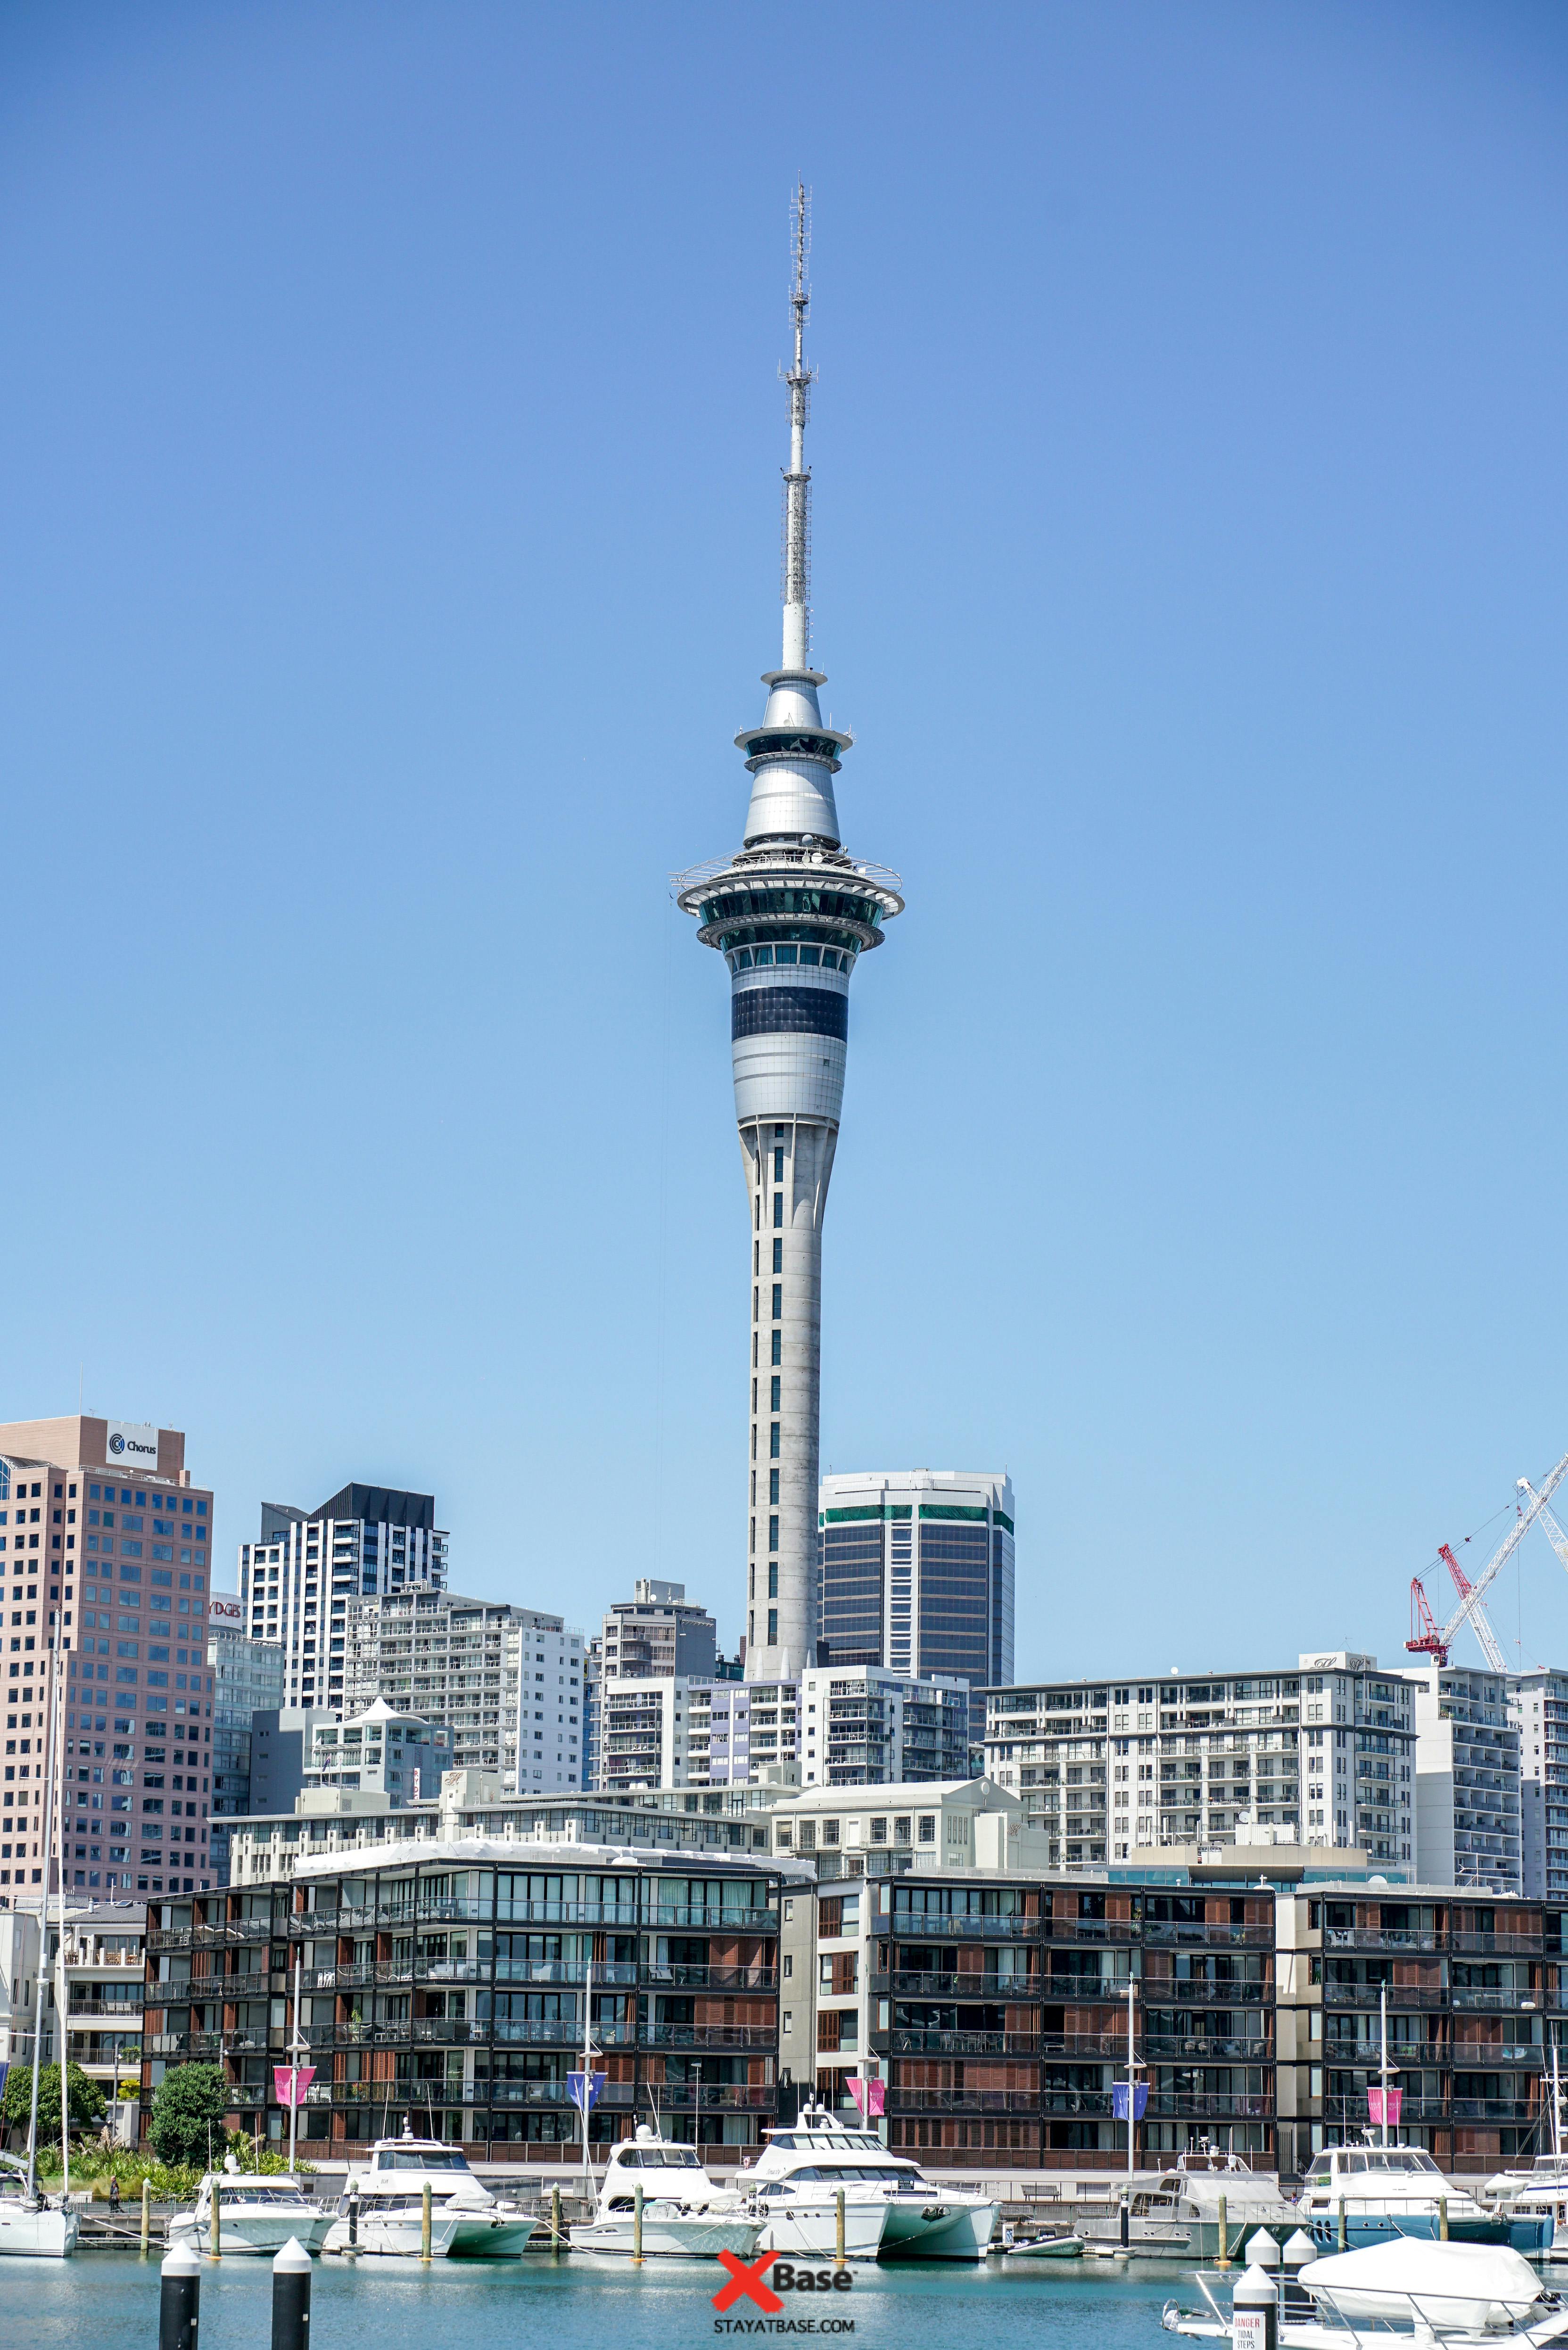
<box><xmin>25</xmin><ymin>1611</ymin><xmax>65</xmax><ymax>2202</ymax></box>
<box><xmin>1379</xmin><ymin>1984</ymin><xmax>1390</xmax><ymax>2149</ymax></box>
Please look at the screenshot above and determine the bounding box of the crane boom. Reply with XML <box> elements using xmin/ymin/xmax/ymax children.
<box><xmin>1435</xmin><ymin>1448</ymin><xmax>1568</xmax><ymax>1650</ymax></box>
<box><xmin>1437</xmin><ymin>1542</ymin><xmax>1508</xmax><ymax>1672</ymax></box>
<box><xmin>1520</xmin><ymin>1481</ymin><xmax>1568</xmax><ymax>1577</ymax></box>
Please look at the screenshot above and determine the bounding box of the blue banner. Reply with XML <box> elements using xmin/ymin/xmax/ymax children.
<box><xmin>1111</xmin><ymin>2083</ymin><xmax>1148</xmax><ymax>2121</ymax></box>
<box><xmin>567</xmin><ymin>2071</ymin><xmax>606</xmax><ymax>2116</ymax></box>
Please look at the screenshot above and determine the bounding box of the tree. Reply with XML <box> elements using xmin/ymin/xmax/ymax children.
<box><xmin>148</xmin><ymin>2065</ymin><xmax>230</xmax><ymax>2169</ymax></box>
<box><xmin>1</xmin><ymin>2062</ymin><xmax>107</xmax><ymax>2138</ymax></box>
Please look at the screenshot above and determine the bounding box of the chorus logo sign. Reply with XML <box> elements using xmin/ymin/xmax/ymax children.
<box><xmin>712</xmin><ymin>2250</ymin><xmax>855</xmax><ymax>2334</ymax></box>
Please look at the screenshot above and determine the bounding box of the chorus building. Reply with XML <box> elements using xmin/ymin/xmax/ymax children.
<box><xmin>0</xmin><ymin>1414</ymin><xmax>216</xmax><ymax>1900</ymax></box>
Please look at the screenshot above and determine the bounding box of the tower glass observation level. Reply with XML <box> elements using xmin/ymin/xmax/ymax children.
<box><xmin>677</xmin><ymin>190</ymin><xmax>903</xmax><ymax>1682</ymax></box>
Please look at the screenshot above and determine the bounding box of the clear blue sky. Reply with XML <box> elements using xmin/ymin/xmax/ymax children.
<box><xmin>6</xmin><ymin>1</ymin><xmax>1568</xmax><ymax>1682</ymax></box>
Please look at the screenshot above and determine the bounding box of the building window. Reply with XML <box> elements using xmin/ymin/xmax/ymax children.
<box><xmin>770</xmin><ymin>1376</ymin><xmax>781</xmax><ymax>1410</ymax></box>
<box><xmin>918</xmin><ymin>1815</ymin><xmax>936</xmax><ymax>1842</ymax></box>
<box><xmin>772</xmin><ymin>1239</ymin><xmax>782</xmax><ymax>1274</ymax></box>
<box><xmin>767</xmin><ymin>1563</ymin><xmax>778</xmax><ymax>1598</ymax></box>
<box><xmin>772</xmin><ymin>1284</ymin><xmax>782</xmax><ymax>1319</ymax></box>
<box><xmin>774</xmin><ymin>1146</ymin><xmax>784</xmax><ymax>1180</ymax></box>
<box><xmin>769</xmin><ymin>1515</ymin><xmax>779</xmax><ymax>1551</ymax></box>
<box><xmin>767</xmin><ymin>1609</ymin><xmax>778</xmax><ymax>1644</ymax></box>
<box><xmin>771</xmin><ymin>1329</ymin><xmax>782</xmax><ymax>1365</ymax></box>
<box><xmin>769</xmin><ymin>1470</ymin><xmax>780</xmax><ymax>1504</ymax></box>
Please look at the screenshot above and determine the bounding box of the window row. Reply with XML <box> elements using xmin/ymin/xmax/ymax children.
<box><xmin>726</xmin><ymin>944</ymin><xmax>855</xmax><ymax>974</ymax></box>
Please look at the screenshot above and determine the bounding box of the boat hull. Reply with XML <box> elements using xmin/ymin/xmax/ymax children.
<box><xmin>1078</xmin><ymin>2217</ymin><xmax>1293</xmax><ymax>2261</ymax></box>
<box><xmin>323</xmin><ymin>2214</ymin><xmax>468</xmax><ymax>2258</ymax></box>
<box><xmin>1304</xmin><ymin>2211</ymin><xmax>1518</xmax><ymax>2251</ymax></box>
<box><xmin>878</xmin><ymin>2195</ymin><xmax>998</xmax><ymax>2260</ymax></box>
<box><xmin>0</xmin><ymin>2203</ymin><xmax>78</xmax><ymax>2258</ymax></box>
<box><xmin>170</xmin><ymin>2210</ymin><xmax>334</xmax><ymax>2256</ymax></box>
<box><xmin>756</xmin><ymin>2203</ymin><xmax>886</xmax><ymax>2260</ymax></box>
<box><xmin>571</xmin><ymin>2215</ymin><xmax>766</xmax><ymax>2259</ymax></box>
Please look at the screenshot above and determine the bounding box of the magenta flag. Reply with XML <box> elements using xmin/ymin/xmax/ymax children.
<box><xmin>273</xmin><ymin>2064</ymin><xmax>316</xmax><ymax>2109</ymax></box>
<box><xmin>848</xmin><ymin>2076</ymin><xmax>885</xmax><ymax>2118</ymax></box>
<box><xmin>1367</xmin><ymin>2087</ymin><xmax>1402</xmax><ymax>2127</ymax></box>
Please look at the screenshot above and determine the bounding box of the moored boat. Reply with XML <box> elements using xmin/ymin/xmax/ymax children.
<box><xmin>568</xmin><ymin>2128</ymin><xmax>766</xmax><ymax>2259</ymax></box>
<box><xmin>167</xmin><ymin>2163</ymin><xmax>334</xmax><ymax>2256</ymax></box>
<box><xmin>322</xmin><ymin>2125</ymin><xmax>537</xmax><ymax>2257</ymax></box>
<box><xmin>739</xmin><ymin>2100</ymin><xmax>995</xmax><ymax>2261</ymax></box>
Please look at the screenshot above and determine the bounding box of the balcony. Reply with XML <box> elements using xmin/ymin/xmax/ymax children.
<box><xmin>642</xmin><ymin>1966</ymin><xmax>777</xmax><ymax>1993</ymax></box>
<box><xmin>1144</xmin><ymin>2094</ymin><xmax>1273</xmax><ymax>2118</ymax></box>
<box><xmin>1142</xmin><ymin>1923</ymin><xmax>1274</xmax><ymax>1949</ymax></box>
<box><xmin>1144</xmin><ymin>2035</ymin><xmax>1273</xmax><ymax>2062</ymax></box>
<box><xmin>1323</xmin><ymin>1983</ymin><xmax>1445</xmax><ymax>2009</ymax></box>
<box><xmin>885</xmin><ymin>1915</ymin><xmax>1035</xmax><ymax>1940</ymax></box>
<box><xmin>884</xmin><ymin>2030</ymin><xmax>1040</xmax><ymax>2057</ymax></box>
<box><xmin>1136</xmin><ymin>1977</ymin><xmax>1270</xmax><ymax>2004</ymax></box>
<box><xmin>1450</xmin><ymin>1933</ymin><xmax>1545</xmax><ymax>1957</ymax></box>
<box><xmin>887</xmin><ymin>2090</ymin><xmax>1042</xmax><ymax>2115</ymax></box>
<box><xmin>644</xmin><ymin>2026</ymin><xmax>776</xmax><ymax>2050</ymax></box>
<box><xmin>1043</xmin><ymin>1919</ymin><xmax>1140</xmax><ymax>1943</ymax></box>
<box><xmin>877</xmin><ymin>1972</ymin><xmax>1037</xmax><ymax>1998</ymax></box>
<box><xmin>1324</xmin><ymin>1929</ymin><xmax>1441</xmax><ymax>1954</ymax></box>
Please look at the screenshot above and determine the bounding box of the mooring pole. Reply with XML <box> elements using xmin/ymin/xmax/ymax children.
<box><xmin>271</xmin><ymin>2236</ymin><xmax>312</xmax><ymax>2350</ymax></box>
<box><xmin>159</xmin><ymin>2243</ymin><xmax>201</xmax><ymax>2350</ymax></box>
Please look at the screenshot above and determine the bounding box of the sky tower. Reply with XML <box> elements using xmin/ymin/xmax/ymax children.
<box><xmin>677</xmin><ymin>187</ymin><xmax>904</xmax><ymax>1680</ymax></box>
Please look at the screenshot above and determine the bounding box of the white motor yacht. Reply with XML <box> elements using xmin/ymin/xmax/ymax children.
<box><xmin>1297</xmin><ymin>2143</ymin><xmax>1549</xmax><ymax>2253</ymax></box>
<box><xmin>1076</xmin><ymin>2150</ymin><xmax>1295</xmax><ymax>2260</ymax></box>
<box><xmin>1485</xmin><ymin>2155</ymin><xmax>1568</xmax><ymax>2258</ymax></box>
<box><xmin>167</xmin><ymin>2162</ymin><xmax>334</xmax><ymax>2256</ymax></box>
<box><xmin>0</xmin><ymin>2155</ymin><xmax>78</xmax><ymax>2259</ymax></box>
<box><xmin>740</xmin><ymin>2102</ymin><xmax>997</xmax><ymax>2261</ymax></box>
<box><xmin>322</xmin><ymin>2126</ymin><xmax>537</xmax><ymax>2257</ymax></box>
<box><xmin>569</xmin><ymin>2128</ymin><xmax>767</xmax><ymax>2259</ymax></box>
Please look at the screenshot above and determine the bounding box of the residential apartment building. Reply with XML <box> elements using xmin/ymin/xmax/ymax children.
<box><xmin>340</xmin><ymin>1588</ymin><xmax>581</xmax><ymax>1788</ymax></box>
<box><xmin>818</xmin><ymin>1472</ymin><xmax>1015</xmax><ymax>1688</ymax></box>
<box><xmin>983</xmin><ymin>1653</ymin><xmax>1414</xmax><ymax>1872</ymax></box>
<box><xmin>1403</xmin><ymin>1663</ymin><xmax>1522</xmax><ymax>1894</ymax></box>
<box><xmin>769</xmin><ymin>1850</ymin><xmax>1568</xmax><ymax>2183</ymax></box>
<box><xmin>207</xmin><ymin>1594</ymin><xmax>285</xmax><ymax>1885</ymax></box>
<box><xmin>1510</xmin><ymin>1668</ymin><xmax>1568</xmax><ymax>1898</ymax></box>
<box><xmin>249</xmin><ymin>1708</ymin><xmax>341</xmax><ymax>1814</ymax></box>
<box><xmin>0</xmin><ymin>1896</ymin><xmax>146</xmax><ymax>2127</ymax></box>
<box><xmin>303</xmin><ymin>1700</ymin><xmax>451</xmax><ymax>1800</ymax></box>
<box><xmin>1</xmin><ymin>1417</ymin><xmax>216</xmax><ymax>1901</ymax></box>
<box><xmin>141</xmin><ymin>1838</ymin><xmax>786</xmax><ymax>2159</ymax></box>
<box><xmin>237</xmin><ymin>1483</ymin><xmax>449</xmax><ymax>1713</ymax></box>
<box><xmin>593</xmin><ymin>1664</ymin><xmax>970</xmax><ymax>1796</ymax></box>
<box><xmin>602</xmin><ymin>1580</ymin><xmax>718</xmax><ymax>1682</ymax></box>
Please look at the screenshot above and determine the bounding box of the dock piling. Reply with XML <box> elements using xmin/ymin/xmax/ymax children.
<box><xmin>1216</xmin><ymin>2193</ymin><xmax>1229</xmax><ymax>2268</ymax></box>
<box><xmin>140</xmin><ymin>2177</ymin><xmax>150</xmax><ymax>2260</ymax></box>
<box><xmin>271</xmin><ymin>2236</ymin><xmax>312</xmax><ymax>2350</ymax></box>
<box><xmin>551</xmin><ymin>2184</ymin><xmax>561</xmax><ymax>2253</ymax></box>
<box><xmin>421</xmin><ymin>2181</ymin><xmax>432</xmax><ymax>2265</ymax></box>
<box><xmin>159</xmin><ymin>2243</ymin><xmax>201</xmax><ymax>2350</ymax></box>
<box><xmin>1438</xmin><ymin>2197</ymin><xmax>1448</xmax><ymax>2242</ymax></box>
<box><xmin>633</xmin><ymin>2182</ymin><xmax>644</xmax><ymax>2265</ymax></box>
<box><xmin>835</xmin><ymin>2188</ymin><xmax>846</xmax><ymax>2272</ymax></box>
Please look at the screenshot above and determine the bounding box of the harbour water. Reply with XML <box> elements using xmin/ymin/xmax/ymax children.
<box><xmin>0</xmin><ymin>2250</ymin><xmax>1180</xmax><ymax>2349</ymax></box>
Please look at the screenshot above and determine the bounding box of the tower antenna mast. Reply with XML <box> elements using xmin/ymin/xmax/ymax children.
<box><xmin>782</xmin><ymin>179</ymin><xmax>814</xmax><ymax>672</ymax></box>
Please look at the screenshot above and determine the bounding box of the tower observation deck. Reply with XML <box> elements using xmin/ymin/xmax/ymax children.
<box><xmin>676</xmin><ymin>187</ymin><xmax>904</xmax><ymax>1682</ymax></box>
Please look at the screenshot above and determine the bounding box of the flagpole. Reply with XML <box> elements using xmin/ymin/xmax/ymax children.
<box><xmin>1126</xmin><ymin>1976</ymin><xmax>1137</xmax><ymax>2181</ymax></box>
<box><xmin>581</xmin><ymin>1954</ymin><xmax>593</xmax><ymax>2194</ymax></box>
<box><xmin>289</xmin><ymin>1953</ymin><xmax>303</xmax><ymax>2177</ymax></box>
<box><xmin>1379</xmin><ymin>1985</ymin><xmax>1389</xmax><ymax>2149</ymax></box>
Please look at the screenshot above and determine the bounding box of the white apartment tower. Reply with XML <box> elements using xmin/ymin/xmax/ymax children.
<box><xmin>237</xmin><ymin>1483</ymin><xmax>448</xmax><ymax>1712</ymax></box>
<box><xmin>677</xmin><ymin>186</ymin><xmax>903</xmax><ymax>1681</ymax></box>
<box><xmin>341</xmin><ymin>1588</ymin><xmax>583</xmax><ymax>1790</ymax></box>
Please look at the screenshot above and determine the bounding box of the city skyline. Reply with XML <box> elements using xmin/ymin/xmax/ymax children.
<box><xmin>8</xmin><ymin>8</ymin><xmax>1568</xmax><ymax>1681</ymax></box>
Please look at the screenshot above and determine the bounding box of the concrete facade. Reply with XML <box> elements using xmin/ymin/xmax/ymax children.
<box><xmin>1510</xmin><ymin>1668</ymin><xmax>1568</xmax><ymax>1898</ymax></box>
<box><xmin>238</xmin><ymin>1484</ymin><xmax>449</xmax><ymax>1713</ymax></box>
<box><xmin>340</xmin><ymin>1588</ymin><xmax>582</xmax><ymax>1789</ymax></box>
<box><xmin>1403</xmin><ymin>1663</ymin><xmax>1522</xmax><ymax>1894</ymax></box>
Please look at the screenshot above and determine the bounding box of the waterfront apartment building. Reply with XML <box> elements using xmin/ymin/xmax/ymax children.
<box><xmin>1402</xmin><ymin>1663</ymin><xmax>1522</xmax><ymax>1894</ymax></box>
<box><xmin>1510</xmin><ymin>1668</ymin><xmax>1568</xmax><ymax>1898</ymax></box>
<box><xmin>785</xmin><ymin>1857</ymin><xmax>1568</xmax><ymax>2183</ymax></box>
<box><xmin>0</xmin><ymin>1896</ymin><xmax>146</xmax><ymax>2129</ymax></box>
<box><xmin>206</xmin><ymin>1594</ymin><xmax>285</xmax><ymax>1884</ymax></box>
<box><xmin>601</xmin><ymin>1580</ymin><xmax>718</xmax><ymax>1682</ymax></box>
<box><xmin>140</xmin><ymin>1837</ymin><xmax>786</xmax><ymax>2159</ymax></box>
<box><xmin>340</xmin><ymin>1588</ymin><xmax>582</xmax><ymax>1789</ymax></box>
<box><xmin>237</xmin><ymin>1484</ymin><xmax>449</xmax><ymax>1713</ymax></box>
<box><xmin>0</xmin><ymin>1418</ymin><xmax>216</xmax><ymax>1901</ymax></box>
<box><xmin>818</xmin><ymin>1473</ymin><xmax>1015</xmax><ymax>1690</ymax></box>
<box><xmin>982</xmin><ymin>1653</ymin><xmax>1415</xmax><ymax>1872</ymax></box>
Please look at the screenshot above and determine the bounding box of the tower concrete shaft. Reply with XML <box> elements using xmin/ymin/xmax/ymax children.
<box><xmin>677</xmin><ymin>186</ymin><xmax>903</xmax><ymax>1682</ymax></box>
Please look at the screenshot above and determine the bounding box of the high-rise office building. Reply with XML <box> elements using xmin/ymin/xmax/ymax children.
<box><xmin>0</xmin><ymin>1415</ymin><xmax>216</xmax><ymax>1901</ymax></box>
<box><xmin>677</xmin><ymin>190</ymin><xmax>903</xmax><ymax>1680</ymax></box>
<box><xmin>206</xmin><ymin>1593</ymin><xmax>285</xmax><ymax>1883</ymax></box>
<box><xmin>818</xmin><ymin>1472</ymin><xmax>1015</xmax><ymax>1688</ymax></box>
<box><xmin>237</xmin><ymin>1482</ymin><xmax>448</xmax><ymax>1711</ymax></box>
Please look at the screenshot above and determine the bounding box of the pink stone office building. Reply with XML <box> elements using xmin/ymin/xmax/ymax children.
<box><xmin>0</xmin><ymin>1415</ymin><xmax>215</xmax><ymax>1901</ymax></box>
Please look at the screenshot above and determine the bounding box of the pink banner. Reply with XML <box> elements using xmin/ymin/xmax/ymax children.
<box><xmin>273</xmin><ymin>2065</ymin><xmax>316</xmax><ymax>2109</ymax></box>
<box><xmin>1367</xmin><ymin>2086</ymin><xmax>1402</xmax><ymax>2127</ymax></box>
<box><xmin>848</xmin><ymin>2076</ymin><xmax>885</xmax><ymax>2118</ymax></box>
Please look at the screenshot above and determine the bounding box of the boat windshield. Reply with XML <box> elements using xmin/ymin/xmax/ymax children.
<box><xmin>374</xmin><ymin>2151</ymin><xmax>473</xmax><ymax>2172</ymax></box>
<box><xmin>612</xmin><ymin>2148</ymin><xmax>705</xmax><ymax>2170</ymax></box>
